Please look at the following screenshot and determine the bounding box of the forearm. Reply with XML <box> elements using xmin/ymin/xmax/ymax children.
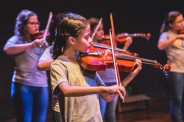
<box><xmin>122</xmin><ymin>59</ymin><xmax>142</xmax><ymax>87</ymax></box>
<box><xmin>123</xmin><ymin>37</ymin><xmax>133</xmax><ymax>50</ymax></box>
<box><xmin>158</xmin><ymin>36</ymin><xmax>177</xmax><ymax>50</ymax></box>
<box><xmin>4</xmin><ymin>43</ymin><xmax>32</xmax><ymax>55</ymax></box>
<box><xmin>121</xmin><ymin>73</ymin><xmax>133</xmax><ymax>87</ymax></box>
<box><xmin>37</xmin><ymin>59</ymin><xmax>53</xmax><ymax>71</ymax></box>
<box><xmin>123</xmin><ymin>42</ymin><xmax>130</xmax><ymax>50</ymax></box>
<box><xmin>121</xmin><ymin>71</ymin><xmax>138</xmax><ymax>87</ymax></box>
<box><xmin>59</xmin><ymin>83</ymin><xmax>107</xmax><ymax>97</ymax></box>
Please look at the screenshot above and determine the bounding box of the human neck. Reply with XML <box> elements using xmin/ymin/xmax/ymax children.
<box><xmin>170</xmin><ymin>29</ymin><xmax>178</xmax><ymax>34</ymax></box>
<box><xmin>63</xmin><ymin>48</ymin><xmax>77</xmax><ymax>62</ymax></box>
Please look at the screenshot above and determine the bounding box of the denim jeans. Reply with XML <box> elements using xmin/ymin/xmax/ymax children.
<box><xmin>168</xmin><ymin>72</ymin><xmax>184</xmax><ymax>122</ymax></box>
<box><xmin>99</xmin><ymin>95</ymin><xmax>118</xmax><ymax>122</ymax></box>
<box><xmin>11</xmin><ymin>82</ymin><xmax>49</xmax><ymax>122</ymax></box>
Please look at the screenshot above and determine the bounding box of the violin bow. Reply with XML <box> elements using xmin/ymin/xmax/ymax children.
<box><xmin>42</xmin><ymin>12</ymin><xmax>53</xmax><ymax>46</ymax></box>
<box><xmin>91</xmin><ymin>18</ymin><xmax>102</xmax><ymax>40</ymax></box>
<box><xmin>109</xmin><ymin>13</ymin><xmax>122</xmax><ymax>86</ymax></box>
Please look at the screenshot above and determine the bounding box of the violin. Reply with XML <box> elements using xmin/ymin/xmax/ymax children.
<box><xmin>117</xmin><ymin>32</ymin><xmax>151</xmax><ymax>41</ymax></box>
<box><xmin>101</xmin><ymin>32</ymin><xmax>151</xmax><ymax>45</ymax></box>
<box><xmin>79</xmin><ymin>50</ymin><xmax>170</xmax><ymax>75</ymax></box>
<box><xmin>30</xmin><ymin>30</ymin><xmax>50</xmax><ymax>40</ymax></box>
<box><xmin>31</xmin><ymin>12</ymin><xmax>53</xmax><ymax>47</ymax></box>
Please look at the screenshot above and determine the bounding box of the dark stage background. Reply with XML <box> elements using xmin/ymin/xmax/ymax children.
<box><xmin>0</xmin><ymin>0</ymin><xmax>183</xmax><ymax>121</ymax></box>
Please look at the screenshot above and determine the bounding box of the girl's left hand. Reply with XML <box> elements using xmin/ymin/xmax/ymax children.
<box><xmin>132</xmin><ymin>59</ymin><xmax>142</xmax><ymax>75</ymax></box>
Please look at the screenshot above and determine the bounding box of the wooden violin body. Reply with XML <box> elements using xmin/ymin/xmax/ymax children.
<box><xmin>79</xmin><ymin>52</ymin><xmax>135</xmax><ymax>72</ymax></box>
<box><xmin>79</xmin><ymin>49</ymin><xmax>170</xmax><ymax>75</ymax></box>
<box><xmin>30</xmin><ymin>30</ymin><xmax>50</xmax><ymax>40</ymax></box>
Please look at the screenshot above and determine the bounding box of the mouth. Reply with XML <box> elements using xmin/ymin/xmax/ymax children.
<box><xmin>86</xmin><ymin>48</ymin><xmax>89</xmax><ymax>53</ymax></box>
<box><xmin>86</xmin><ymin>46</ymin><xmax>90</xmax><ymax>53</ymax></box>
<box><xmin>35</xmin><ymin>29</ymin><xmax>39</xmax><ymax>32</ymax></box>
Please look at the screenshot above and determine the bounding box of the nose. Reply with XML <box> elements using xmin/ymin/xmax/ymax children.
<box><xmin>88</xmin><ymin>37</ymin><xmax>93</xmax><ymax>44</ymax></box>
<box><xmin>101</xmin><ymin>30</ymin><xmax>104</xmax><ymax>35</ymax></box>
<box><xmin>181</xmin><ymin>21</ymin><xmax>184</xmax><ymax>28</ymax></box>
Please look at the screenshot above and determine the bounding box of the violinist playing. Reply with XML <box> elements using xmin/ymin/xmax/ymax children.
<box><xmin>158</xmin><ymin>11</ymin><xmax>184</xmax><ymax>122</ymax></box>
<box><xmin>3</xmin><ymin>9</ymin><xmax>49</xmax><ymax>122</ymax></box>
<box><xmin>89</xmin><ymin>18</ymin><xmax>133</xmax><ymax>50</ymax></box>
<box><xmin>88</xmin><ymin>17</ymin><xmax>142</xmax><ymax>122</ymax></box>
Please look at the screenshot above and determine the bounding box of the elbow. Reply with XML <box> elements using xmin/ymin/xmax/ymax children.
<box><xmin>37</xmin><ymin>60</ymin><xmax>52</xmax><ymax>71</ymax></box>
<box><xmin>37</xmin><ymin>63</ymin><xmax>44</xmax><ymax>71</ymax></box>
<box><xmin>59</xmin><ymin>85</ymin><xmax>73</xmax><ymax>97</ymax></box>
<box><xmin>61</xmin><ymin>89</ymin><xmax>72</xmax><ymax>97</ymax></box>
<box><xmin>157</xmin><ymin>43</ymin><xmax>165</xmax><ymax>50</ymax></box>
<box><xmin>3</xmin><ymin>47</ymin><xmax>12</xmax><ymax>55</ymax></box>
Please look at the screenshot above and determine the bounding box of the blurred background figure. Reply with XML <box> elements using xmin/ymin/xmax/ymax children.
<box><xmin>3</xmin><ymin>9</ymin><xmax>49</xmax><ymax>122</ymax></box>
<box><xmin>158</xmin><ymin>10</ymin><xmax>184</xmax><ymax>122</ymax></box>
<box><xmin>88</xmin><ymin>17</ymin><xmax>134</xmax><ymax>122</ymax></box>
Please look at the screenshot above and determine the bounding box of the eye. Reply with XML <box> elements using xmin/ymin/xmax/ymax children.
<box><xmin>84</xmin><ymin>35</ymin><xmax>90</xmax><ymax>41</ymax></box>
<box><xmin>27</xmin><ymin>22</ymin><xmax>41</xmax><ymax>26</ymax></box>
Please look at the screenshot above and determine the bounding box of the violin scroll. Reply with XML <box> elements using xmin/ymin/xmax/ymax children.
<box><xmin>154</xmin><ymin>63</ymin><xmax>171</xmax><ymax>75</ymax></box>
<box><xmin>163</xmin><ymin>64</ymin><xmax>171</xmax><ymax>72</ymax></box>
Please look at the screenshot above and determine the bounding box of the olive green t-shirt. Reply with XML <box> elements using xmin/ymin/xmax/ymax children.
<box><xmin>50</xmin><ymin>55</ymin><xmax>103</xmax><ymax>122</ymax></box>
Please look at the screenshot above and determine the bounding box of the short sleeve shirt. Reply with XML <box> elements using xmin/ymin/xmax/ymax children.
<box><xmin>50</xmin><ymin>55</ymin><xmax>103</xmax><ymax>122</ymax></box>
<box><xmin>4</xmin><ymin>35</ymin><xmax>48</xmax><ymax>87</ymax></box>
<box><xmin>158</xmin><ymin>31</ymin><xmax>184</xmax><ymax>73</ymax></box>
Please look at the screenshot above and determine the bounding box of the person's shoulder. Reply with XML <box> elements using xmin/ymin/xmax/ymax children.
<box><xmin>160</xmin><ymin>31</ymin><xmax>169</xmax><ymax>38</ymax></box>
<box><xmin>51</xmin><ymin>58</ymin><xmax>68</xmax><ymax>71</ymax></box>
<box><xmin>161</xmin><ymin>31</ymin><xmax>168</xmax><ymax>35</ymax></box>
<box><xmin>5</xmin><ymin>35</ymin><xmax>20</xmax><ymax>45</ymax></box>
<box><xmin>7</xmin><ymin>35</ymin><xmax>18</xmax><ymax>41</ymax></box>
<box><xmin>51</xmin><ymin>56</ymin><xmax>66</xmax><ymax>66</ymax></box>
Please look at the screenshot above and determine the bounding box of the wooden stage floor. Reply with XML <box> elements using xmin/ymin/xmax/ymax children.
<box><xmin>0</xmin><ymin>96</ymin><xmax>170</xmax><ymax>122</ymax></box>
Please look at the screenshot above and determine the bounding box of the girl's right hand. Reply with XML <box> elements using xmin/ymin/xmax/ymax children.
<box><xmin>106</xmin><ymin>85</ymin><xmax>126</xmax><ymax>101</ymax></box>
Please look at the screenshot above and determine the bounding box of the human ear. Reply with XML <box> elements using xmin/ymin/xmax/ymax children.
<box><xmin>169</xmin><ymin>23</ymin><xmax>173</xmax><ymax>28</ymax></box>
<box><xmin>68</xmin><ymin>36</ymin><xmax>76</xmax><ymax>45</ymax></box>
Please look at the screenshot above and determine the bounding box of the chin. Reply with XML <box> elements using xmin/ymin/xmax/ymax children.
<box><xmin>82</xmin><ymin>49</ymin><xmax>89</xmax><ymax>53</ymax></box>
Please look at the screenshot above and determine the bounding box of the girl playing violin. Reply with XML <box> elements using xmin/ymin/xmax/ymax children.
<box><xmin>88</xmin><ymin>17</ymin><xmax>142</xmax><ymax>122</ymax></box>
<box><xmin>3</xmin><ymin>9</ymin><xmax>48</xmax><ymax>122</ymax></box>
<box><xmin>158</xmin><ymin>11</ymin><xmax>184</xmax><ymax>122</ymax></box>
<box><xmin>89</xmin><ymin>17</ymin><xmax>133</xmax><ymax>50</ymax></box>
<box><xmin>50</xmin><ymin>12</ymin><xmax>127</xmax><ymax>122</ymax></box>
